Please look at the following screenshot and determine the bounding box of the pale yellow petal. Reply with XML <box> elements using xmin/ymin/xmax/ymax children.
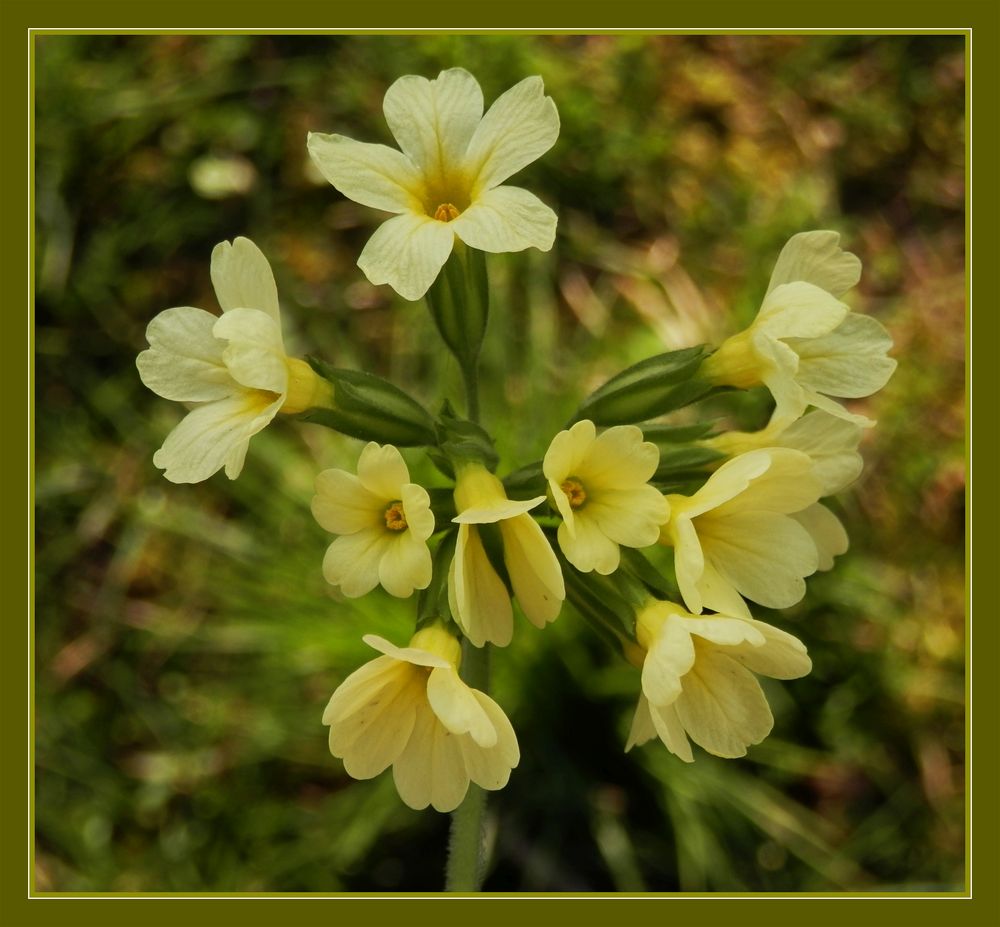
<box><xmin>755</xmin><ymin>281</ymin><xmax>849</xmax><ymax>339</ymax></box>
<box><xmin>766</xmin><ymin>230</ymin><xmax>862</xmax><ymax>298</ymax></box>
<box><xmin>450</xmin><ymin>525</ymin><xmax>513</xmax><ymax>647</ymax></box>
<box><xmin>579</xmin><ymin>425</ymin><xmax>660</xmax><ymax>490</ymax></box>
<box><xmin>452</xmin><ymin>496</ymin><xmax>545</xmax><ymax>525</ymax></box>
<box><xmin>362</xmin><ymin>633</ymin><xmax>452</xmax><ymax>669</ymax></box>
<box><xmin>214</xmin><ymin>308</ymin><xmax>288</xmax><ymax>394</ymax></box>
<box><xmin>650</xmin><ymin>701</ymin><xmax>694</xmax><ymax>763</ymax></box>
<box><xmin>724</xmin><ymin>619</ymin><xmax>812</xmax><ymax>680</ymax></box>
<box><xmin>401</xmin><ymin>482</ymin><xmax>436</xmax><ymax>542</ymax></box>
<box><xmin>675</xmin><ymin>648</ymin><xmax>773</xmax><ymax>758</ymax></box>
<box><xmin>584</xmin><ymin>486</ymin><xmax>670</xmax><ymax>550</ymax></box>
<box><xmin>499</xmin><ymin>514</ymin><xmax>565</xmax><ymax>628</ymax></box>
<box><xmin>465</xmin><ymin>75</ymin><xmax>559</xmax><ymax>192</ymax></box>
<box><xmin>713</xmin><ymin>448</ymin><xmax>820</xmax><ymax>517</ymax></box>
<box><xmin>668</xmin><ymin>516</ymin><xmax>706</xmax><ymax>615</ymax></box>
<box><xmin>543</xmin><ymin>419</ymin><xmax>596</xmax><ymax>483</ymax></box>
<box><xmin>793</xmin><ymin>503</ymin><xmax>849</xmax><ymax>571</ymax></box>
<box><xmin>322</xmin><ymin>655</ymin><xmax>403</xmax><ymax>725</ymax></box>
<box><xmin>557</xmin><ymin>514</ymin><xmax>620</xmax><ymax>575</ymax></box>
<box><xmin>306</xmin><ymin>132</ymin><xmax>423</xmax><ymax>213</ymax></box>
<box><xmin>312</xmin><ymin>469</ymin><xmax>383</xmax><ymax>535</ymax></box>
<box><xmin>322</xmin><ymin>530</ymin><xmax>390</xmax><ymax>598</ymax></box>
<box><xmin>357</xmin><ymin>212</ymin><xmax>455</xmax><ymax>301</ymax></box>
<box><xmin>152</xmin><ymin>393</ymin><xmax>281</xmax><ymax>483</ymax></box>
<box><xmin>137</xmin><ymin>307</ymin><xmax>233</xmax><ymax>402</ymax></box>
<box><xmin>391</xmin><ymin>700</ymin><xmax>438</xmax><ymax>810</ymax></box>
<box><xmin>788</xmin><ymin>313</ymin><xmax>897</xmax><ymax>399</ymax></box>
<box><xmin>777</xmin><ymin>411</ymin><xmax>863</xmax><ymax>496</ymax></box>
<box><xmin>641</xmin><ymin>615</ymin><xmax>695</xmax><ymax>707</ymax></box>
<box><xmin>699</xmin><ymin>511</ymin><xmax>818</xmax><ymax>609</ymax></box>
<box><xmin>695</xmin><ymin>557</ymin><xmax>753</xmax><ymax>619</ymax></box>
<box><xmin>428</xmin><ymin>717</ymin><xmax>471</xmax><ymax>812</ymax></box>
<box><xmin>451</xmin><ymin>185</ymin><xmax>556</xmax><ymax>253</ymax></box>
<box><xmin>378</xmin><ymin>532</ymin><xmax>432</xmax><ymax>598</ymax></box>
<box><xmin>210</xmin><ymin>237</ymin><xmax>280</xmax><ymax>321</ymax></box>
<box><xmin>426</xmin><ymin>667</ymin><xmax>497</xmax><ymax>747</ymax></box>
<box><xmin>625</xmin><ymin>695</ymin><xmax>658</xmax><ymax>752</ymax></box>
<box><xmin>683</xmin><ymin>615</ymin><xmax>766</xmax><ymax>648</ymax></box>
<box><xmin>459</xmin><ymin>693</ymin><xmax>519</xmax><ymax>790</ymax></box>
<box><xmin>356</xmin><ymin>442</ymin><xmax>409</xmax><ymax>500</ymax></box>
<box><xmin>680</xmin><ymin>450</ymin><xmax>773</xmax><ymax>518</ymax></box>
<box><xmin>382</xmin><ymin>68</ymin><xmax>484</xmax><ymax>179</ymax></box>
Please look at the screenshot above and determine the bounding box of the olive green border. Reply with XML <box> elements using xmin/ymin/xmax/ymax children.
<box><xmin>5</xmin><ymin>0</ymin><xmax>997</xmax><ymax>924</ymax></box>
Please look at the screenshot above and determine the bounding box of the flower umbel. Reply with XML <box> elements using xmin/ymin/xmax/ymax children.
<box><xmin>543</xmin><ymin>420</ymin><xmax>669</xmax><ymax>574</ymax></box>
<box><xmin>661</xmin><ymin>448</ymin><xmax>826</xmax><ymax>617</ymax></box>
<box><xmin>323</xmin><ymin>627</ymin><xmax>520</xmax><ymax>812</ymax></box>
<box><xmin>307</xmin><ymin>68</ymin><xmax>560</xmax><ymax>300</ymax></box>
<box><xmin>136</xmin><ymin>237</ymin><xmax>330</xmax><ymax>483</ymax></box>
<box><xmin>449</xmin><ymin>462</ymin><xmax>565</xmax><ymax>647</ymax></box>
<box><xmin>312</xmin><ymin>442</ymin><xmax>435</xmax><ymax>598</ymax></box>
<box><xmin>701</xmin><ymin>231</ymin><xmax>896</xmax><ymax>427</ymax></box>
<box><xmin>626</xmin><ymin>600</ymin><xmax>812</xmax><ymax>761</ymax></box>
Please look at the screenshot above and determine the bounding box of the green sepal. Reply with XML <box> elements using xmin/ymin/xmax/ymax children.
<box><xmin>642</xmin><ymin>421</ymin><xmax>719</xmax><ymax>444</ymax></box>
<box><xmin>302</xmin><ymin>358</ymin><xmax>436</xmax><ymax>447</ymax></box>
<box><xmin>433</xmin><ymin>400</ymin><xmax>499</xmax><ymax>472</ymax></box>
<box><xmin>416</xmin><ymin>532</ymin><xmax>459</xmax><ymax>632</ymax></box>
<box><xmin>426</xmin><ymin>487</ymin><xmax>457</xmax><ymax>528</ymax></box>
<box><xmin>559</xmin><ymin>553</ymin><xmax>638</xmax><ymax>642</ymax></box>
<box><xmin>653</xmin><ymin>445</ymin><xmax>724</xmax><ymax>482</ymax></box>
<box><xmin>503</xmin><ymin>461</ymin><xmax>546</xmax><ymax>499</ymax></box>
<box><xmin>424</xmin><ymin>244</ymin><xmax>489</xmax><ymax>371</ymax></box>
<box><xmin>619</xmin><ymin>548</ymin><xmax>678</xmax><ymax>602</ymax></box>
<box><xmin>572</xmin><ymin>346</ymin><xmax>717</xmax><ymax>425</ymax></box>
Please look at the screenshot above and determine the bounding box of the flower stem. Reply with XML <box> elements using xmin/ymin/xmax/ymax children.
<box><xmin>461</xmin><ymin>361</ymin><xmax>480</xmax><ymax>425</ymax></box>
<box><xmin>445</xmin><ymin>640</ymin><xmax>490</xmax><ymax>891</ymax></box>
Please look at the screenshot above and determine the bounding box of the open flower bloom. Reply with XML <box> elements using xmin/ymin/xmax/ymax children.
<box><xmin>543</xmin><ymin>420</ymin><xmax>669</xmax><ymax>575</ymax></box>
<box><xmin>625</xmin><ymin>600</ymin><xmax>812</xmax><ymax>761</ymax></box>
<box><xmin>448</xmin><ymin>462</ymin><xmax>564</xmax><ymax>647</ymax></box>
<box><xmin>661</xmin><ymin>448</ymin><xmax>827</xmax><ymax>617</ymax></box>
<box><xmin>312</xmin><ymin>442</ymin><xmax>435</xmax><ymax>598</ymax></box>
<box><xmin>700</xmin><ymin>231</ymin><xmax>897</xmax><ymax>427</ymax></box>
<box><xmin>323</xmin><ymin>627</ymin><xmax>520</xmax><ymax>812</ymax></box>
<box><xmin>307</xmin><ymin>67</ymin><xmax>560</xmax><ymax>301</ymax></box>
<box><xmin>136</xmin><ymin>237</ymin><xmax>328</xmax><ymax>483</ymax></box>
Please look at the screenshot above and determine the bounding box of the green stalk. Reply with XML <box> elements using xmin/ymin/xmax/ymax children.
<box><xmin>445</xmin><ymin>639</ymin><xmax>490</xmax><ymax>891</ymax></box>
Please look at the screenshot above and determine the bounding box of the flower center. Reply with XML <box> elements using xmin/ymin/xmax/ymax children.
<box><xmin>434</xmin><ymin>202</ymin><xmax>461</xmax><ymax>222</ymax></box>
<box><xmin>384</xmin><ymin>501</ymin><xmax>408</xmax><ymax>531</ymax></box>
<box><xmin>560</xmin><ymin>478</ymin><xmax>587</xmax><ymax>509</ymax></box>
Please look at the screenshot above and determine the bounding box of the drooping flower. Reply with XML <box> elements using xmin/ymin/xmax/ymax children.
<box><xmin>136</xmin><ymin>237</ymin><xmax>329</xmax><ymax>483</ymax></box>
<box><xmin>307</xmin><ymin>68</ymin><xmax>560</xmax><ymax>301</ymax></box>
<box><xmin>449</xmin><ymin>462</ymin><xmax>564</xmax><ymax>647</ymax></box>
<box><xmin>625</xmin><ymin>600</ymin><xmax>812</xmax><ymax>761</ymax></box>
<box><xmin>543</xmin><ymin>420</ymin><xmax>669</xmax><ymax>574</ymax></box>
<box><xmin>700</xmin><ymin>231</ymin><xmax>896</xmax><ymax>427</ymax></box>
<box><xmin>323</xmin><ymin>627</ymin><xmax>520</xmax><ymax>812</ymax></box>
<box><xmin>661</xmin><ymin>448</ymin><xmax>826</xmax><ymax>617</ymax></box>
<box><xmin>312</xmin><ymin>442</ymin><xmax>435</xmax><ymax>598</ymax></box>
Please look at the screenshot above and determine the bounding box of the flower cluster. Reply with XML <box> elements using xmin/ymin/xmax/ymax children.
<box><xmin>136</xmin><ymin>68</ymin><xmax>895</xmax><ymax>822</ymax></box>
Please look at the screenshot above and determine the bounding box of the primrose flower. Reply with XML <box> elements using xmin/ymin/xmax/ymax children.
<box><xmin>136</xmin><ymin>237</ymin><xmax>329</xmax><ymax>483</ymax></box>
<box><xmin>307</xmin><ymin>67</ymin><xmax>559</xmax><ymax>301</ymax></box>
<box><xmin>661</xmin><ymin>448</ymin><xmax>825</xmax><ymax>617</ymax></box>
<box><xmin>449</xmin><ymin>462</ymin><xmax>564</xmax><ymax>647</ymax></box>
<box><xmin>625</xmin><ymin>600</ymin><xmax>812</xmax><ymax>761</ymax></box>
<box><xmin>323</xmin><ymin>627</ymin><xmax>519</xmax><ymax>812</ymax></box>
<box><xmin>701</xmin><ymin>231</ymin><xmax>896</xmax><ymax>427</ymax></box>
<box><xmin>543</xmin><ymin>420</ymin><xmax>669</xmax><ymax>574</ymax></box>
<box><xmin>312</xmin><ymin>442</ymin><xmax>434</xmax><ymax>598</ymax></box>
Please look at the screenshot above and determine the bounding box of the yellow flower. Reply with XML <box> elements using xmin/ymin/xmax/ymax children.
<box><xmin>136</xmin><ymin>237</ymin><xmax>328</xmax><ymax>483</ymax></box>
<box><xmin>312</xmin><ymin>442</ymin><xmax>434</xmax><ymax>598</ymax></box>
<box><xmin>625</xmin><ymin>600</ymin><xmax>812</xmax><ymax>761</ymax></box>
<box><xmin>701</xmin><ymin>231</ymin><xmax>896</xmax><ymax>427</ymax></box>
<box><xmin>307</xmin><ymin>68</ymin><xmax>559</xmax><ymax>301</ymax></box>
<box><xmin>323</xmin><ymin>627</ymin><xmax>519</xmax><ymax>812</ymax></box>
<box><xmin>543</xmin><ymin>420</ymin><xmax>669</xmax><ymax>574</ymax></box>
<box><xmin>661</xmin><ymin>448</ymin><xmax>826</xmax><ymax>617</ymax></box>
<box><xmin>449</xmin><ymin>463</ymin><xmax>565</xmax><ymax>647</ymax></box>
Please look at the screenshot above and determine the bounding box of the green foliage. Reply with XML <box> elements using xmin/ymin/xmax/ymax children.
<box><xmin>35</xmin><ymin>33</ymin><xmax>964</xmax><ymax>892</ymax></box>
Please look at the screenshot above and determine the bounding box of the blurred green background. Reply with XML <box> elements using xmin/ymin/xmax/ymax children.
<box><xmin>34</xmin><ymin>34</ymin><xmax>965</xmax><ymax>892</ymax></box>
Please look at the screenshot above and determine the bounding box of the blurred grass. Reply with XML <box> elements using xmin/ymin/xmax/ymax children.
<box><xmin>34</xmin><ymin>34</ymin><xmax>965</xmax><ymax>892</ymax></box>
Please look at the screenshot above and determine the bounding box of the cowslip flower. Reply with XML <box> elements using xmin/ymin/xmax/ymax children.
<box><xmin>543</xmin><ymin>420</ymin><xmax>669</xmax><ymax>574</ymax></box>
<box><xmin>307</xmin><ymin>67</ymin><xmax>559</xmax><ymax>301</ymax></box>
<box><xmin>323</xmin><ymin>627</ymin><xmax>519</xmax><ymax>812</ymax></box>
<box><xmin>449</xmin><ymin>462</ymin><xmax>564</xmax><ymax>647</ymax></box>
<box><xmin>700</xmin><ymin>231</ymin><xmax>896</xmax><ymax>427</ymax></box>
<box><xmin>136</xmin><ymin>237</ymin><xmax>329</xmax><ymax>483</ymax></box>
<box><xmin>312</xmin><ymin>442</ymin><xmax>434</xmax><ymax>598</ymax></box>
<box><xmin>625</xmin><ymin>600</ymin><xmax>812</xmax><ymax>761</ymax></box>
<box><xmin>661</xmin><ymin>448</ymin><xmax>825</xmax><ymax>617</ymax></box>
